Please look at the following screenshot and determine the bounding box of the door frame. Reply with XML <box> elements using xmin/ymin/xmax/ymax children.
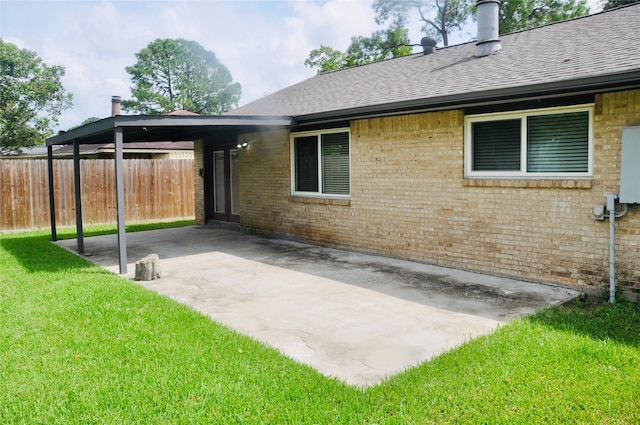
<box><xmin>204</xmin><ymin>142</ymin><xmax>240</xmax><ymax>224</ymax></box>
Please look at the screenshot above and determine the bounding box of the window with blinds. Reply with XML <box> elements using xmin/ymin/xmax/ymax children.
<box><xmin>466</xmin><ymin>106</ymin><xmax>592</xmax><ymax>178</ymax></box>
<box><xmin>295</xmin><ymin>136</ymin><xmax>319</xmax><ymax>192</ymax></box>
<box><xmin>473</xmin><ymin>119</ymin><xmax>521</xmax><ymax>171</ymax></box>
<box><xmin>292</xmin><ymin>129</ymin><xmax>350</xmax><ymax>197</ymax></box>
<box><xmin>321</xmin><ymin>132</ymin><xmax>350</xmax><ymax>195</ymax></box>
<box><xmin>527</xmin><ymin>112</ymin><xmax>589</xmax><ymax>173</ymax></box>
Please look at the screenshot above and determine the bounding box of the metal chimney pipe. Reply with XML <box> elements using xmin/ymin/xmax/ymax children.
<box><xmin>421</xmin><ymin>36</ymin><xmax>437</xmax><ymax>55</ymax></box>
<box><xmin>111</xmin><ymin>95</ymin><xmax>121</xmax><ymax>116</ymax></box>
<box><xmin>475</xmin><ymin>0</ymin><xmax>502</xmax><ymax>57</ymax></box>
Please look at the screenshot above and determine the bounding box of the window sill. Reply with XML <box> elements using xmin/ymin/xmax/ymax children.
<box><xmin>462</xmin><ymin>179</ymin><xmax>593</xmax><ymax>189</ymax></box>
<box><xmin>290</xmin><ymin>196</ymin><xmax>351</xmax><ymax>206</ymax></box>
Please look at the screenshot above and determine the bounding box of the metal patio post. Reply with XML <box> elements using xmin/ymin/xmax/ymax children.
<box><xmin>73</xmin><ymin>140</ymin><xmax>84</xmax><ymax>254</ymax></box>
<box><xmin>114</xmin><ymin>127</ymin><xmax>127</xmax><ymax>274</ymax></box>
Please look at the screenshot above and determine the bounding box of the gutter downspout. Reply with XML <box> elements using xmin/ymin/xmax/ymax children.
<box><xmin>607</xmin><ymin>193</ymin><xmax>618</xmax><ymax>303</ymax></box>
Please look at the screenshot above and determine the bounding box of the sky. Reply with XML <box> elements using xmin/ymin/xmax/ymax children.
<box><xmin>1</xmin><ymin>0</ymin><xmax>603</xmax><ymax>133</ymax></box>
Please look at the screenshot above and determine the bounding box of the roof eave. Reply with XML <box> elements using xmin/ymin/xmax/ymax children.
<box><xmin>294</xmin><ymin>69</ymin><xmax>640</xmax><ymax>125</ymax></box>
<box><xmin>47</xmin><ymin>117</ymin><xmax>116</xmax><ymax>146</ymax></box>
<box><xmin>111</xmin><ymin>115</ymin><xmax>295</xmax><ymax>128</ymax></box>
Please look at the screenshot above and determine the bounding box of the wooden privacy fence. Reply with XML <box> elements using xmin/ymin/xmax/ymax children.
<box><xmin>0</xmin><ymin>159</ymin><xmax>195</xmax><ymax>231</ymax></box>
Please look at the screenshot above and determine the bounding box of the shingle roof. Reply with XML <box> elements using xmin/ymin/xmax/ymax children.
<box><xmin>228</xmin><ymin>4</ymin><xmax>640</xmax><ymax>121</ymax></box>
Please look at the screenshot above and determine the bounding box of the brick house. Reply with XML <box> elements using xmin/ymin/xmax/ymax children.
<box><xmin>47</xmin><ymin>4</ymin><xmax>640</xmax><ymax>290</ymax></box>
<box><xmin>195</xmin><ymin>3</ymin><xmax>640</xmax><ymax>291</ymax></box>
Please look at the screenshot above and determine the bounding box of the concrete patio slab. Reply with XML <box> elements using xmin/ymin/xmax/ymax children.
<box><xmin>56</xmin><ymin>226</ymin><xmax>579</xmax><ymax>386</ymax></box>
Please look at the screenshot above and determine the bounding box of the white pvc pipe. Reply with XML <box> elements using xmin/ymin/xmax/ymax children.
<box><xmin>607</xmin><ymin>194</ymin><xmax>618</xmax><ymax>303</ymax></box>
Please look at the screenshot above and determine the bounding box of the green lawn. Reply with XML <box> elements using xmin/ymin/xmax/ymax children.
<box><xmin>1</xmin><ymin>224</ymin><xmax>639</xmax><ymax>424</ymax></box>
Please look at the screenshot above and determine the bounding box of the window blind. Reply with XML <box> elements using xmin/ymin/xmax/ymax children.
<box><xmin>321</xmin><ymin>132</ymin><xmax>350</xmax><ymax>195</ymax></box>
<box><xmin>472</xmin><ymin>119</ymin><xmax>521</xmax><ymax>171</ymax></box>
<box><xmin>527</xmin><ymin>111</ymin><xmax>589</xmax><ymax>173</ymax></box>
<box><xmin>294</xmin><ymin>136</ymin><xmax>319</xmax><ymax>192</ymax></box>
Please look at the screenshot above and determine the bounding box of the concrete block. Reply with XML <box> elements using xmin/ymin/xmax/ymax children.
<box><xmin>135</xmin><ymin>253</ymin><xmax>162</xmax><ymax>281</ymax></box>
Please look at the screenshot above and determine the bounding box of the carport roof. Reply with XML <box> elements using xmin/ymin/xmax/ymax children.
<box><xmin>45</xmin><ymin>113</ymin><xmax>295</xmax><ymax>276</ymax></box>
<box><xmin>46</xmin><ymin>114</ymin><xmax>295</xmax><ymax>146</ymax></box>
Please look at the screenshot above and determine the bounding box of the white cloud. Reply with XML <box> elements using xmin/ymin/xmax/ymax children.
<box><xmin>291</xmin><ymin>0</ymin><xmax>378</xmax><ymax>49</ymax></box>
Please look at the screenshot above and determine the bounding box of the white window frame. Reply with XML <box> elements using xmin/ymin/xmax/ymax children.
<box><xmin>464</xmin><ymin>104</ymin><xmax>594</xmax><ymax>179</ymax></box>
<box><xmin>290</xmin><ymin>128</ymin><xmax>351</xmax><ymax>199</ymax></box>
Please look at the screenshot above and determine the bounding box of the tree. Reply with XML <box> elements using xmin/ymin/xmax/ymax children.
<box><xmin>305</xmin><ymin>21</ymin><xmax>412</xmax><ymax>72</ymax></box>
<box><xmin>123</xmin><ymin>39</ymin><xmax>241</xmax><ymax>115</ymax></box>
<box><xmin>603</xmin><ymin>0</ymin><xmax>639</xmax><ymax>10</ymax></box>
<box><xmin>373</xmin><ymin>0</ymin><xmax>474</xmax><ymax>47</ymax></box>
<box><xmin>0</xmin><ymin>40</ymin><xmax>72</xmax><ymax>154</ymax></box>
<box><xmin>498</xmin><ymin>0</ymin><xmax>590</xmax><ymax>34</ymax></box>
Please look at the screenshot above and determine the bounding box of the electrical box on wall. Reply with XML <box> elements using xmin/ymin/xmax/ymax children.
<box><xmin>620</xmin><ymin>126</ymin><xmax>640</xmax><ymax>204</ymax></box>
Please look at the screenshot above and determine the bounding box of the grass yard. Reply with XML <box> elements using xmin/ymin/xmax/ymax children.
<box><xmin>1</xmin><ymin>223</ymin><xmax>639</xmax><ymax>424</ymax></box>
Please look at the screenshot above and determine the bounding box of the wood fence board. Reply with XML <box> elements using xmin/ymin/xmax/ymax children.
<box><xmin>0</xmin><ymin>158</ymin><xmax>195</xmax><ymax>231</ymax></box>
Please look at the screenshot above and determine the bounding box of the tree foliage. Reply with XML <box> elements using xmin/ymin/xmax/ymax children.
<box><xmin>0</xmin><ymin>39</ymin><xmax>72</xmax><ymax>154</ymax></box>
<box><xmin>498</xmin><ymin>0</ymin><xmax>590</xmax><ymax>34</ymax></box>
<box><xmin>373</xmin><ymin>0</ymin><xmax>474</xmax><ymax>47</ymax></box>
<box><xmin>123</xmin><ymin>39</ymin><xmax>241</xmax><ymax>115</ymax></box>
<box><xmin>602</xmin><ymin>0</ymin><xmax>639</xmax><ymax>10</ymax></box>
<box><xmin>305</xmin><ymin>21</ymin><xmax>412</xmax><ymax>72</ymax></box>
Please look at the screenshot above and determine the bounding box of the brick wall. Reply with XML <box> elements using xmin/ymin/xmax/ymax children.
<box><xmin>238</xmin><ymin>129</ymin><xmax>296</xmax><ymax>235</ymax></box>
<box><xmin>200</xmin><ymin>89</ymin><xmax>640</xmax><ymax>290</ymax></box>
<box><xmin>594</xmin><ymin>89</ymin><xmax>640</xmax><ymax>288</ymax></box>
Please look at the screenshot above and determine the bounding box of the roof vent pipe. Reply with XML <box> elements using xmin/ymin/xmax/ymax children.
<box><xmin>421</xmin><ymin>36</ymin><xmax>437</xmax><ymax>55</ymax></box>
<box><xmin>475</xmin><ymin>0</ymin><xmax>502</xmax><ymax>57</ymax></box>
<box><xmin>111</xmin><ymin>95</ymin><xmax>121</xmax><ymax>116</ymax></box>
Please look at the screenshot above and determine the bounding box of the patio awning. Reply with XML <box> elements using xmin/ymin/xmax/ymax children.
<box><xmin>46</xmin><ymin>114</ymin><xmax>295</xmax><ymax>274</ymax></box>
<box><xmin>46</xmin><ymin>114</ymin><xmax>295</xmax><ymax>146</ymax></box>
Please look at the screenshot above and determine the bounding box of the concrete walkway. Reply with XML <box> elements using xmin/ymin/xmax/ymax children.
<box><xmin>56</xmin><ymin>226</ymin><xmax>578</xmax><ymax>386</ymax></box>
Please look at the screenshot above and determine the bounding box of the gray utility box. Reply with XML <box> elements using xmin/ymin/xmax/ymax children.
<box><xmin>620</xmin><ymin>126</ymin><xmax>640</xmax><ymax>204</ymax></box>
